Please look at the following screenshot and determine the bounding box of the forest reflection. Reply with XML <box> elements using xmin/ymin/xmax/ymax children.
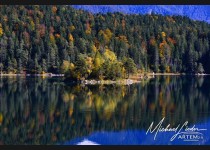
<box><xmin>0</xmin><ymin>76</ymin><xmax>209</xmax><ymax>144</ymax></box>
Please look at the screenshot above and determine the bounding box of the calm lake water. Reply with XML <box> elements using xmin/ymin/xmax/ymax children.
<box><xmin>0</xmin><ymin>76</ymin><xmax>210</xmax><ymax>145</ymax></box>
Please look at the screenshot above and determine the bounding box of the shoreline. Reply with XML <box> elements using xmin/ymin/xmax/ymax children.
<box><xmin>1</xmin><ymin>73</ymin><xmax>210</xmax><ymax>85</ymax></box>
<box><xmin>137</xmin><ymin>73</ymin><xmax>210</xmax><ymax>76</ymax></box>
<box><xmin>1</xmin><ymin>72</ymin><xmax>209</xmax><ymax>77</ymax></box>
<box><xmin>80</xmin><ymin>79</ymin><xmax>142</xmax><ymax>85</ymax></box>
<box><xmin>0</xmin><ymin>73</ymin><xmax>64</xmax><ymax>77</ymax></box>
<box><xmin>147</xmin><ymin>73</ymin><xmax>181</xmax><ymax>76</ymax></box>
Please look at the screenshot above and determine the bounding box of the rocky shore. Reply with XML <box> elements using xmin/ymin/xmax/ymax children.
<box><xmin>81</xmin><ymin>79</ymin><xmax>141</xmax><ymax>85</ymax></box>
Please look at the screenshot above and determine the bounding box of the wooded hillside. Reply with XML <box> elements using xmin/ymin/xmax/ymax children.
<box><xmin>0</xmin><ymin>5</ymin><xmax>210</xmax><ymax>80</ymax></box>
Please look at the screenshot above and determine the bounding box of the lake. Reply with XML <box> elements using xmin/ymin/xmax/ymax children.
<box><xmin>0</xmin><ymin>76</ymin><xmax>210</xmax><ymax>145</ymax></box>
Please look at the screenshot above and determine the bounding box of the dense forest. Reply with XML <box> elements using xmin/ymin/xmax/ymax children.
<box><xmin>0</xmin><ymin>5</ymin><xmax>210</xmax><ymax>80</ymax></box>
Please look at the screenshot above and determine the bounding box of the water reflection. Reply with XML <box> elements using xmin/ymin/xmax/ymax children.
<box><xmin>0</xmin><ymin>76</ymin><xmax>209</xmax><ymax>144</ymax></box>
<box><xmin>64</xmin><ymin>119</ymin><xmax>210</xmax><ymax>145</ymax></box>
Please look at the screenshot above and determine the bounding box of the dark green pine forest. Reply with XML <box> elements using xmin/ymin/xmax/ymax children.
<box><xmin>0</xmin><ymin>5</ymin><xmax>210</xmax><ymax>80</ymax></box>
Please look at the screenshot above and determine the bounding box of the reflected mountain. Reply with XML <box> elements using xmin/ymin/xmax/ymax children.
<box><xmin>0</xmin><ymin>76</ymin><xmax>210</xmax><ymax>144</ymax></box>
<box><xmin>64</xmin><ymin>118</ymin><xmax>210</xmax><ymax>145</ymax></box>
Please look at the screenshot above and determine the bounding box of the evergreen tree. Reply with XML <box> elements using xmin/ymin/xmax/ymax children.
<box><xmin>123</xmin><ymin>57</ymin><xmax>137</xmax><ymax>78</ymax></box>
<box><xmin>0</xmin><ymin>5</ymin><xmax>209</xmax><ymax>77</ymax></box>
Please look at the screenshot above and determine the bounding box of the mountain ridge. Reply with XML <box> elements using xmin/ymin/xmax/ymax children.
<box><xmin>72</xmin><ymin>5</ymin><xmax>210</xmax><ymax>23</ymax></box>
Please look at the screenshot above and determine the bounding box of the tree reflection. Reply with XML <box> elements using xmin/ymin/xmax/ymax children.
<box><xmin>0</xmin><ymin>76</ymin><xmax>209</xmax><ymax>144</ymax></box>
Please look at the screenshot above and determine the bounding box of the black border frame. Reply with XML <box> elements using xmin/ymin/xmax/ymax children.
<box><xmin>0</xmin><ymin>0</ymin><xmax>210</xmax><ymax>5</ymax></box>
<box><xmin>0</xmin><ymin>0</ymin><xmax>210</xmax><ymax>150</ymax></box>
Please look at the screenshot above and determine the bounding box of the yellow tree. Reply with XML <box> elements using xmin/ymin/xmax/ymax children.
<box><xmin>68</xmin><ymin>33</ymin><xmax>74</xmax><ymax>42</ymax></box>
<box><xmin>49</xmin><ymin>33</ymin><xmax>55</xmax><ymax>44</ymax></box>
<box><xmin>104</xmin><ymin>49</ymin><xmax>116</xmax><ymax>62</ymax></box>
<box><xmin>0</xmin><ymin>24</ymin><xmax>3</xmax><ymax>74</ymax></box>
<box><xmin>91</xmin><ymin>44</ymin><xmax>97</xmax><ymax>53</ymax></box>
<box><xmin>69</xmin><ymin>25</ymin><xmax>75</xmax><ymax>32</ymax></box>
<box><xmin>0</xmin><ymin>23</ymin><xmax>3</xmax><ymax>37</ymax></box>
<box><xmin>94</xmin><ymin>51</ymin><xmax>104</xmax><ymax>69</ymax></box>
<box><xmin>60</xmin><ymin>60</ymin><xmax>71</xmax><ymax>73</ymax></box>
<box><xmin>98</xmin><ymin>29</ymin><xmax>113</xmax><ymax>46</ymax></box>
<box><xmin>104</xmin><ymin>29</ymin><xmax>113</xmax><ymax>44</ymax></box>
